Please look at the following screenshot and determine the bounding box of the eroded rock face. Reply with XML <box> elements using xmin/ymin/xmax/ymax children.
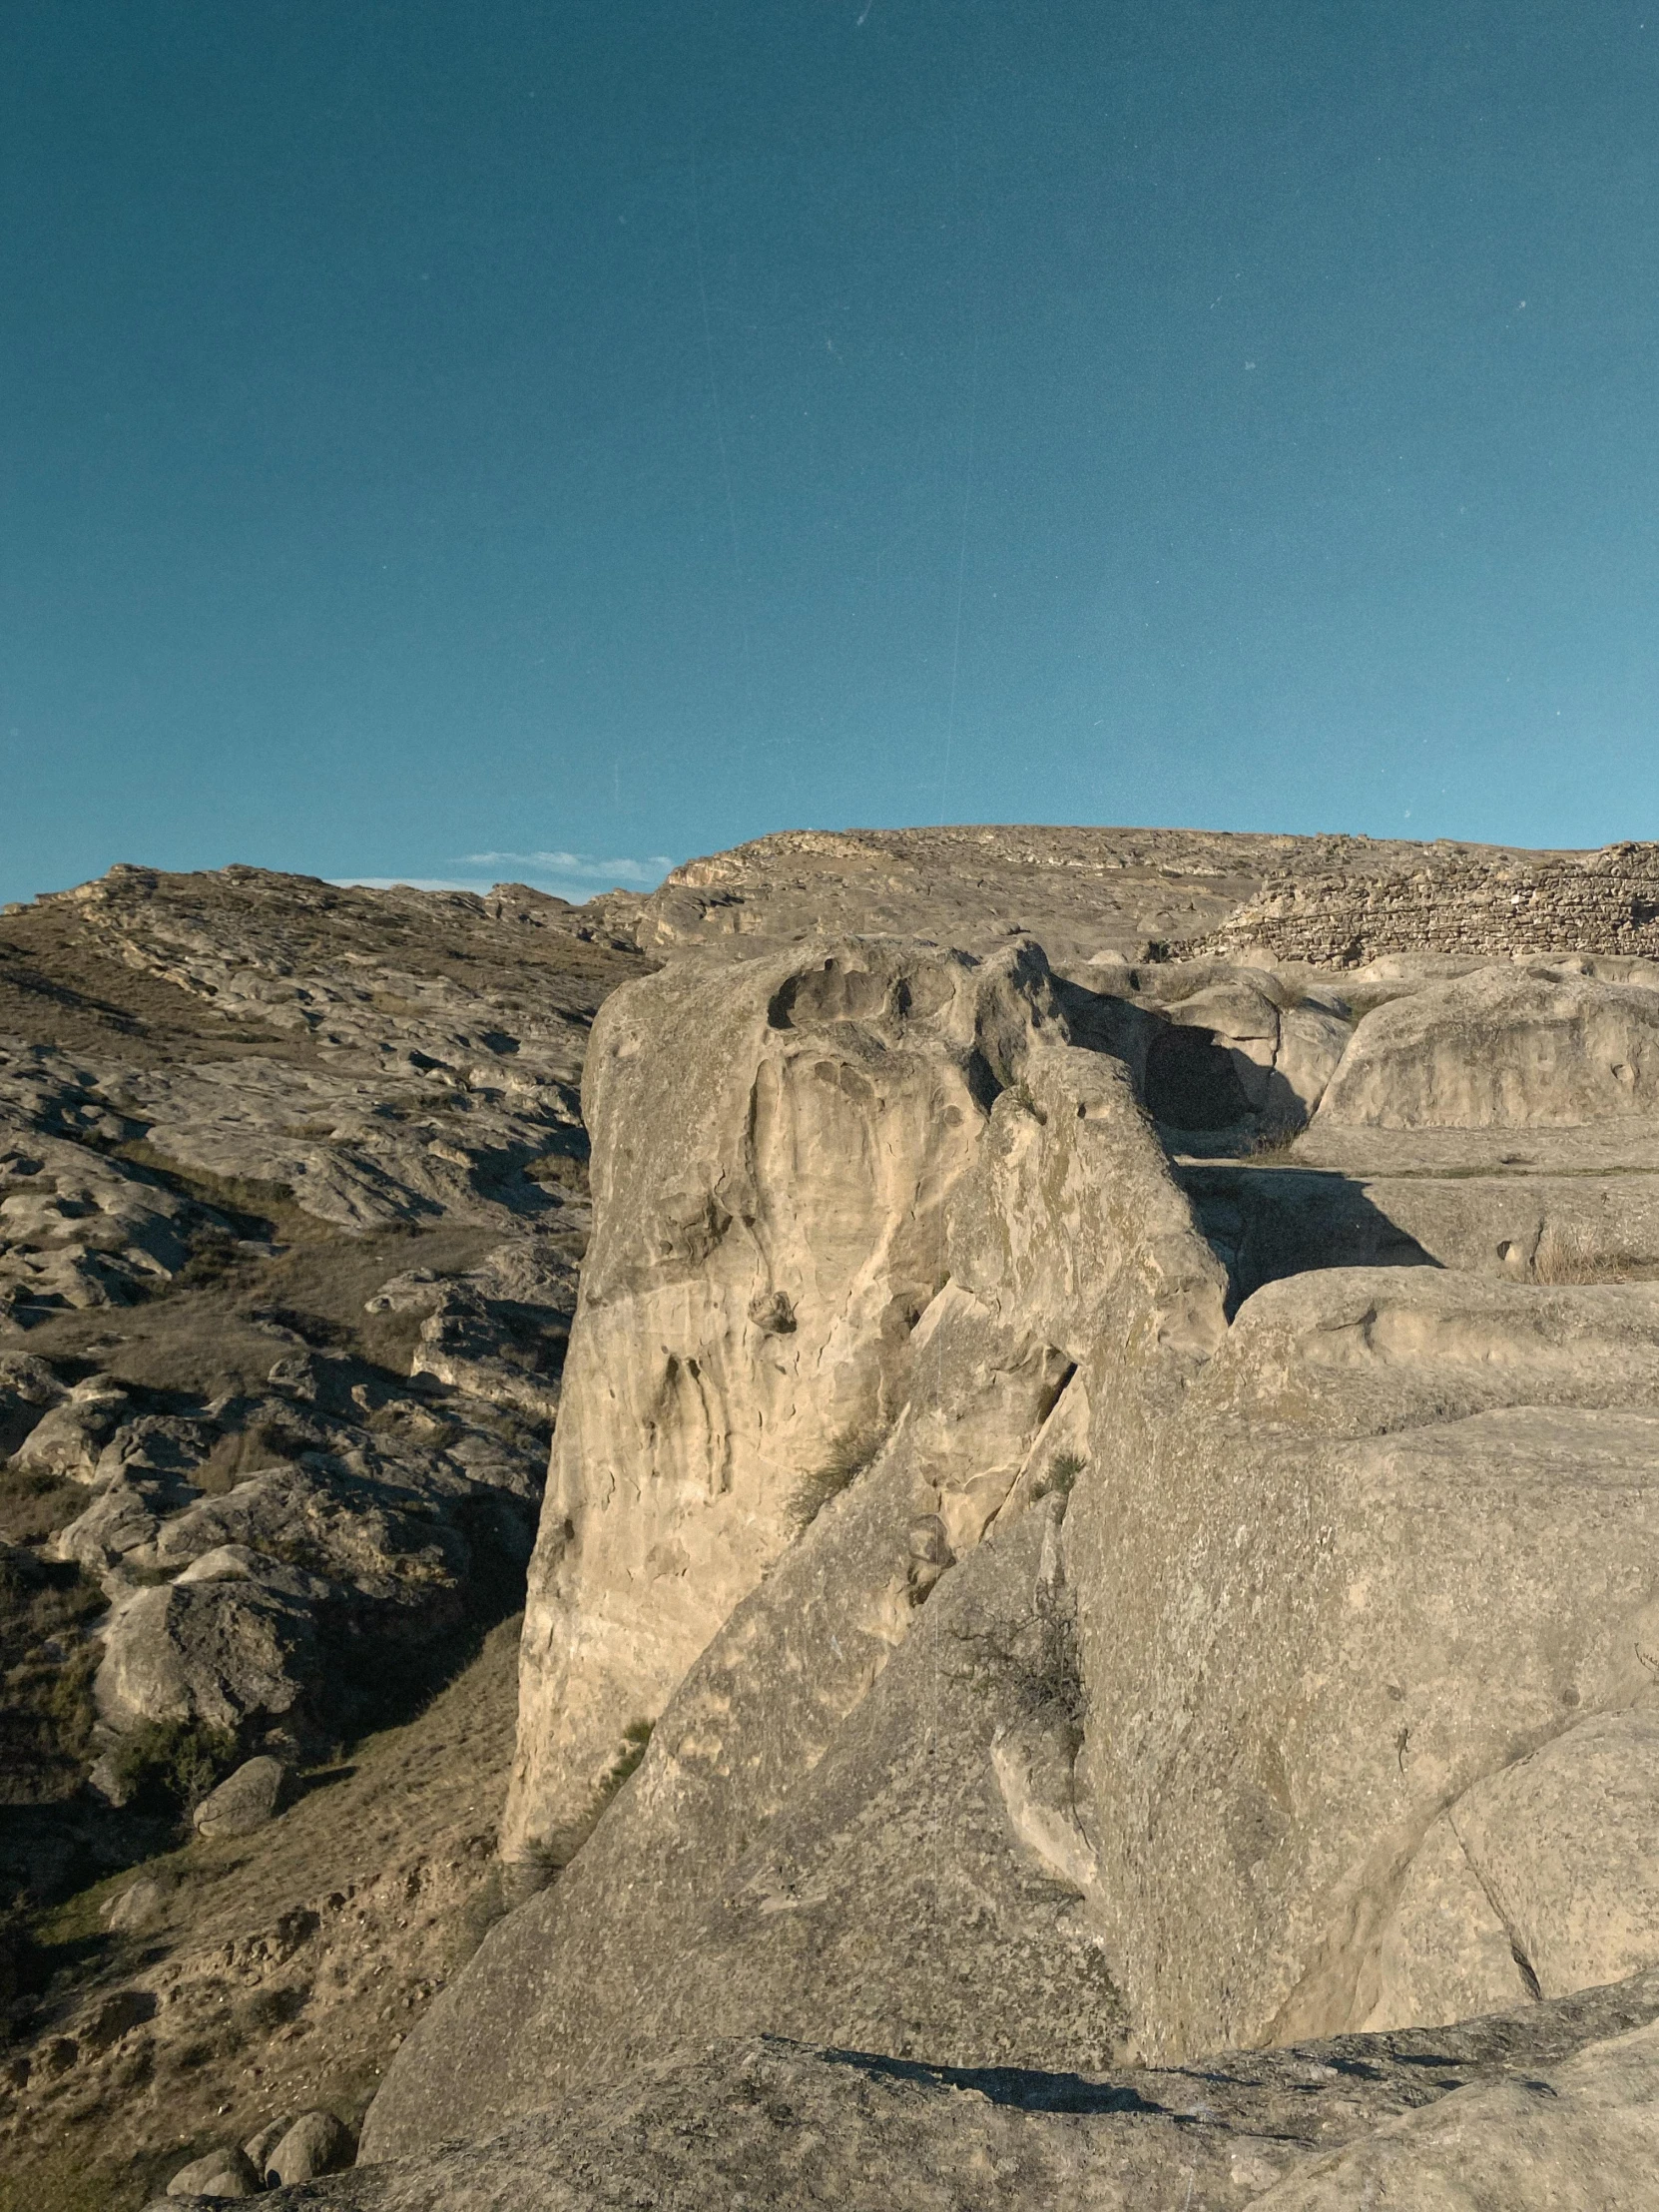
<box><xmin>366</xmin><ymin>1026</ymin><xmax>1226</xmax><ymax>2153</ymax></box>
<box><xmin>502</xmin><ymin>937</ymin><xmax>1071</xmax><ymax>1864</ymax></box>
<box><xmin>1069</xmin><ymin>1266</ymin><xmax>1659</xmax><ymax>2060</ymax></box>
<box><xmin>25</xmin><ymin>838</ymin><xmax>1659</xmax><ymax>2202</ymax></box>
<box><xmin>250</xmin><ymin>1978</ymin><xmax>1659</xmax><ymax>2212</ymax></box>
<box><xmin>1319</xmin><ymin>967</ymin><xmax>1659</xmax><ymax>1127</ymax></box>
<box><xmin>366</xmin><ymin>901</ymin><xmax>1659</xmax><ymax>2183</ymax></box>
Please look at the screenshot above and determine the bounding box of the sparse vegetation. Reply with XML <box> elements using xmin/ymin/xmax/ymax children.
<box><xmin>1031</xmin><ymin>1450</ymin><xmax>1085</xmax><ymax>1503</ymax></box>
<box><xmin>607</xmin><ymin>1717</ymin><xmax>654</xmax><ymax>1787</ymax></box>
<box><xmin>111</xmin><ymin>1141</ymin><xmax>301</xmax><ymax>1240</ymax></box>
<box><xmin>106</xmin><ymin>1719</ymin><xmax>241</xmax><ymax>1821</ymax></box>
<box><xmin>525</xmin><ymin>1151</ymin><xmax>589</xmax><ymax>1195</ymax></box>
<box><xmin>1246</xmin><ymin>1121</ymin><xmax>1305</xmax><ymax>1163</ymax></box>
<box><xmin>454</xmin><ymin>1862</ymin><xmax>508</xmax><ymax>1961</ymax></box>
<box><xmin>0</xmin><ymin>1465</ymin><xmax>87</xmax><ymax>1547</ymax></box>
<box><xmin>785</xmin><ymin>1425</ymin><xmax>887</xmax><ymax>1534</ymax></box>
<box><xmin>176</xmin><ymin>1226</ymin><xmax>241</xmax><ymax>1289</ymax></box>
<box><xmin>0</xmin><ymin>1548</ymin><xmax>105</xmax><ymax>1801</ymax></box>
<box><xmin>952</xmin><ymin>1599</ymin><xmax>1086</xmax><ymax>1737</ymax></box>
<box><xmin>1532</xmin><ymin>1224</ymin><xmax>1649</xmax><ymax>1285</ymax></box>
<box><xmin>194</xmin><ymin>1417</ymin><xmax>310</xmax><ymax>1493</ymax></box>
<box><xmin>510</xmin><ymin>1717</ymin><xmax>660</xmax><ymax>1902</ymax></box>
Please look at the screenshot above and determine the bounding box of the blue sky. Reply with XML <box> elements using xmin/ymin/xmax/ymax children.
<box><xmin>5</xmin><ymin>1</ymin><xmax>1659</xmax><ymax>905</ymax></box>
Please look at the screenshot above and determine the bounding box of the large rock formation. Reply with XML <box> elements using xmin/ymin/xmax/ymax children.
<box><xmin>15</xmin><ymin>831</ymin><xmax>1659</xmax><ymax>2207</ymax></box>
<box><xmin>502</xmin><ymin>938</ymin><xmax>1080</xmax><ymax>1867</ymax></box>
<box><xmin>202</xmin><ymin>1974</ymin><xmax>1659</xmax><ymax>2212</ymax></box>
<box><xmin>362</xmin><ymin>879</ymin><xmax>1659</xmax><ymax>2199</ymax></box>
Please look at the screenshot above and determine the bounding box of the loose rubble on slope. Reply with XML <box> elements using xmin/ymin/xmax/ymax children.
<box><xmin>9</xmin><ymin>830</ymin><xmax>1659</xmax><ymax>2210</ymax></box>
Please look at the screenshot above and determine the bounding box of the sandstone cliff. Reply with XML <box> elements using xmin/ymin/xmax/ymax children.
<box><xmin>363</xmin><ymin>875</ymin><xmax>1659</xmax><ymax>2204</ymax></box>
<box><xmin>10</xmin><ymin>830</ymin><xmax>1659</xmax><ymax>2209</ymax></box>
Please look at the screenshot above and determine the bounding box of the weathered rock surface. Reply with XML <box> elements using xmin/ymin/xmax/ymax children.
<box><xmin>165</xmin><ymin>2143</ymin><xmax>261</xmax><ymax>2197</ymax></box>
<box><xmin>22</xmin><ymin>834</ymin><xmax>1659</xmax><ymax>2209</ymax></box>
<box><xmin>501</xmin><ymin>936</ymin><xmax>1076</xmax><ymax>1867</ymax></box>
<box><xmin>265</xmin><ymin>2107</ymin><xmax>355</xmax><ymax>2184</ymax></box>
<box><xmin>1069</xmin><ymin>1261</ymin><xmax>1659</xmax><ymax>2061</ymax></box>
<box><xmin>1320</xmin><ymin>966</ymin><xmax>1659</xmax><ymax>1127</ymax></box>
<box><xmin>192</xmin><ymin>1756</ymin><xmax>286</xmax><ymax>1840</ymax></box>
<box><xmin>609</xmin><ymin>826</ymin><xmax>1659</xmax><ymax>973</ymax></box>
<box><xmin>364</xmin><ymin>863</ymin><xmax>1659</xmax><ymax>2198</ymax></box>
<box><xmin>195</xmin><ymin>1976</ymin><xmax>1659</xmax><ymax>2211</ymax></box>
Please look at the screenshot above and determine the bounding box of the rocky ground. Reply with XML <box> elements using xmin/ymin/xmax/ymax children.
<box><xmin>10</xmin><ymin>830</ymin><xmax>1659</xmax><ymax>2211</ymax></box>
<box><xmin>210</xmin><ymin>1970</ymin><xmax>1659</xmax><ymax>2211</ymax></box>
<box><xmin>0</xmin><ymin>865</ymin><xmax>649</xmax><ymax>2207</ymax></box>
<box><xmin>2</xmin><ymin>1615</ymin><xmax>517</xmax><ymax>2212</ymax></box>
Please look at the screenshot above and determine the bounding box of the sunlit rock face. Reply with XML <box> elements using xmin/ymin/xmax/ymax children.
<box><xmin>501</xmin><ymin>936</ymin><xmax>1073</xmax><ymax>1866</ymax></box>
<box><xmin>26</xmin><ymin>836</ymin><xmax>1646</xmax><ymax>2192</ymax></box>
<box><xmin>368</xmin><ymin>902</ymin><xmax>1659</xmax><ymax>2181</ymax></box>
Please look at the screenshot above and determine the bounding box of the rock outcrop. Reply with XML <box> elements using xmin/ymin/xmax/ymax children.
<box><xmin>365</xmin><ymin>900</ymin><xmax>1659</xmax><ymax>2199</ymax></box>
<box><xmin>189</xmin><ymin>1975</ymin><xmax>1659</xmax><ymax>2212</ymax></box>
<box><xmin>17</xmin><ymin>833</ymin><xmax>1659</xmax><ymax>2209</ymax></box>
<box><xmin>501</xmin><ymin>937</ymin><xmax>1073</xmax><ymax>1868</ymax></box>
<box><xmin>1318</xmin><ymin>965</ymin><xmax>1659</xmax><ymax>1127</ymax></box>
<box><xmin>597</xmin><ymin>825</ymin><xmax>1659</xmax><ymax>973</ymax></box>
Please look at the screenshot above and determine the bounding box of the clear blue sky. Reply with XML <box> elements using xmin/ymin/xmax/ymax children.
<box><xmin>5</xmin><ymin>1</ymin><xmax>1658</xmax><ymax>906</ymax></box>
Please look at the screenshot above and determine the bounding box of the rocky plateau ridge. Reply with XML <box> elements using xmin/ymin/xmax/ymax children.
<box><xmin>3</xmin><ymin>825</ymin><xmax>1659</xmax><ymax>2208</ymax></box>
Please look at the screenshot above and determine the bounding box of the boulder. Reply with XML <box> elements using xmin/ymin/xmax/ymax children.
<box><xmin>1182</xmin><ymin>1154</ymin><xmax>1659</xmax><ymax>1304</ymax></box>
<box><xmin>1319</xmin><ymin>968</ymin><xmax>1659</xmax><ymax>1127</ymax></box>
<box><xmin>193</xmin><ymin>1755</ymin><xmax>287</xmax><ymax>1839</ymax></box>
<box><xmin>10</xmin><ymin>1378</ymin><xmax>128</xmax><ymax>1479</ymax></box>
<box><xmin>242</xmin><ymin>2118</ymin><xmax>290</xmax><ymax>2178</ymax></box>
<box><xmin>265</xmin><ymin>2107</ymin><xmax>354</xmax><ymax>2184</ymax></box>
<box><xmin>95</xmin><ymin>1577</ymin><xmax>320</xmax><ymax>1734</ymax></box>
<box><xmin>165</xmin><ymin>2144</ymin><xmax>261</xmax><ymax>2198</ymax></box>
<box><xmin>102</xmin><ymin>1874</ymin><xmax>175</xmax><ymax>1933</ymax></box>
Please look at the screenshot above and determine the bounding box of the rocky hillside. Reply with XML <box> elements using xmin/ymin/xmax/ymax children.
<box><xmin>7</xmin><ymin>830</ymin><xmax>1659</xmax><ymax>2208</ymax></box>
<box><xmin>625</xmin><ymin>822</ymin><xmax>1659</xmax><ymax>969</ymax></box>
<box><xmin>0</xmin><ymin>865</ymin><xmax>648</xmax><ymax>2206</ymax></box>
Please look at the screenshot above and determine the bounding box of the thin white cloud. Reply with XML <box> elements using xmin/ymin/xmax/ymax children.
<box><xmin>330</xmin><ymin>877</ymin><xmax>501</xmax><ymax>893</ymax></box>
<box><xmin>459</xmin><ymin>849</ymin><xmax>674</xmax><ymax>886</ymax></box>
<box><xmin>329</xmin><ymin>849</ymin><xmax>676</xmax><ymax>903</ymax></box>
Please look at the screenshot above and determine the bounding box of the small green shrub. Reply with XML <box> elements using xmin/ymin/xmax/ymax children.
<box><xmin>108</xmin><ymin>1719</ymin><xmax>240</xmax><ymax>1819</ymax></box>
<box><xmin>1031</xmin><ymin>1451</ymin><xmax>1085</xmax><ymax>1503</ymax></box>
